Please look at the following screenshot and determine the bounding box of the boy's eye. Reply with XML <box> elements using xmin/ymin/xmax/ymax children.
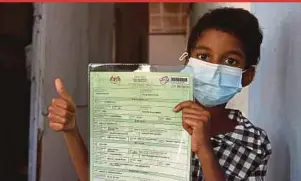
<box><xmin>224</xmin><ymin>58</ymin><xmax>238</xmax><ymax>66</ymax></box>
<box><xmin>197</xmin><ymin>53</ymin><xmax>210</xmax><ymax>61</ymax></box>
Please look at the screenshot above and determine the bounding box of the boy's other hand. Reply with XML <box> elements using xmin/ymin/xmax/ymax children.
<box><xmin>48</xmin><ymin>78</ymin><xmax>77</xmax><ymax>132</ymax></box>
<box><xmin>174</xmin><ymin>101</ymin><xmax>211</xmax><ymax>153</ymax></box>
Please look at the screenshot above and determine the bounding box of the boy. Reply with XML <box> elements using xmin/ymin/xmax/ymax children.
<box><xmin>48</xmin><ymin>8</ymin><xmax>272</xmax><ymax>181</ymax></box>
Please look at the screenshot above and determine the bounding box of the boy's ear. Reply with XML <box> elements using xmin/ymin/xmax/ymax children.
<box><xmin>242</xmin><ymin>66</ymin><xmax>255</xmax><ymax>87</ymax></box>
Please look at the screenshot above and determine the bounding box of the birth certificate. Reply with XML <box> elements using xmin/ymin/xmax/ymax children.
<box><xmin>89</xmin><ymin>72</ymin><xmax>193</xmax><ymax>181</ymax></box>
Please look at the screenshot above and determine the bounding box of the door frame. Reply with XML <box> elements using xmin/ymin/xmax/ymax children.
<box><xmin>28</xmin><ymin>3</ymin><xmax>47</xmax><ymax>181</ymax></box>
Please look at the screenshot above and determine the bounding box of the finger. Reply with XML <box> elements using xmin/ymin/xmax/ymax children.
<box><xmin>183</xmin><ymin>118</ymin><xmax>199</xmax><ymax>128</ymax></box>
<box><xmin>182</xmin><ymin>122</ymin><xmax>193</xmax><ymax>135</ymax></box>
<box><xmin>184</xmin><ymin>115</ymin><xmax>210</xmax><ymax>125</ymax></box>
<box><xmin>182</xmin><ymin>108</ymin><xmax>205</xmax><ymax>115</ymax></box>
<box><xmin>48</xmin><ymin>105</ymin><xmax>73</xmax><ymax>119</ymax></box>
<box><xmin>48</xmin><ymin>112</ymin><xmax>68</xmax><ymax>125</ymax></box>
<box><xmin>174</xmin><ymin>101</ymin><xmax>203</xmax><ymax>112</ymax></box>
<box><xmin>182</xmin><ymin>109</ymin><xmax>211</xmax><ymax>121</ymax></box>
<box><xmin>52</xmin><ymin>98</ymin><xmax>75</xmax><ymax>112</ymax></box>
<box><xmin>52</xmin><ymin>98</ymin><xmax>67</xmax><ymax>109</ymax></box>
<box><xmin>55</xmin><ymin>78</ymin><xmax>72</xmax><ymax>101</ymax></box>
<box><xmin>182</xmin><ymin>113</ymin><xmax>202</xmax><ymax>120</ymax></box>
<box><xmin>174</xmin><ymin>101</ymin><xmax>193</xmax><ymax>112</ymax></box>
<box><xmin>49</xmin><ymin>122</ymin><xmax>64</xmax><ymax>132</ymax></box>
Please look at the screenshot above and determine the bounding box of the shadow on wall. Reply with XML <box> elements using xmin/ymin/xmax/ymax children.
<box><xmin>281</xmin><ymin>7</ymin><xmax>301</xmax><ymax>181</ymax></box>
<box><xmin>250</xmin><ymin>3</ymin><xmax>301</xmax><ymax>181</ymax></box>
<box><xmin>268</xmin><ymin>131</ymin><xmax>290</xmax><ymax>181</ymax></box>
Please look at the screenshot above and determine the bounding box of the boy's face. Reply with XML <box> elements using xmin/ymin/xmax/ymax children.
<box><xmin>189</xmin><ymin>29</ymin><xmax>255</xmax><ymax>87</ymax></box>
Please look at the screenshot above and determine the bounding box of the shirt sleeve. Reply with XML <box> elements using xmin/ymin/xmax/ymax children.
<box><xmin>245</xmin><ymin>149</ymin><xmax>271</xmax><ymax>181</ymax></box>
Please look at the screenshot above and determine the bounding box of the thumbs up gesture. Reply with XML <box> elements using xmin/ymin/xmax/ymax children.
<box><xmin>48</xmin><ymin>78</ymin><xmax>77</xmax><ymax>132</ymax></box>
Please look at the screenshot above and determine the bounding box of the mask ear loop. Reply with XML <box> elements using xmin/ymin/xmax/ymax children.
<box><xmin>179</xmin><ymin>52</ymin><xmax>196</xmax><ymax>102</ymax></box>
<box><xmin>242</xmin><ymin>65</ymin><xmax>257</xmax><ymax>73</ymax></box>
<box><xmin>179</xmin><ymin>52</ymin><xmax>188</xmax><ymax>62</ymax></box>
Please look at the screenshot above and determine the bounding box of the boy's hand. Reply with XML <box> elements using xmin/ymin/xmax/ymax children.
<box><xmin>48</xmin><ymin>78</ymin><xmax>77</xmax><ymax>132</ymax></box>
<box><xmin>174</xmin><ymin>101</ymin><xmax>212</xmax><ymax>153</ymax></box>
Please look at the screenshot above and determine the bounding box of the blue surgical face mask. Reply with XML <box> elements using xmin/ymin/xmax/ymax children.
<box><xmin>181</xmin><ymin>57</ymin><xmax>243</xmax><ymax>107</ymax></box>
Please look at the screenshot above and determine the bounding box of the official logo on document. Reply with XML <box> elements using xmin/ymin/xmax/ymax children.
<box><xmin>159</xmin><ymin>76</ymin><xmax>169</xmax><ymax>85</ymax></box>
<box><xmin>110</xmin><ymin>76</ymin><xmax>121</xmax><ymax>84</ymax></box>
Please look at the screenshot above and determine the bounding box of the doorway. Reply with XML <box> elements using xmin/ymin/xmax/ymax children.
<box><xmin>0</xmin><ymin>3</ymin><xmax>33</xmax><ymax>181</ymax></box>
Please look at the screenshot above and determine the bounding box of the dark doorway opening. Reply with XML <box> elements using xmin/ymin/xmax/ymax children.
<box><xmin>0</xmin><ymin>3</ymin><xmax>33</xmax><ymax>181</ymax></box>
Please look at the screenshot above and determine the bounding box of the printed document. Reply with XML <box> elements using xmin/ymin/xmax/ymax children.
<box><xmin>89</xmin><ymin>72</ymin><xmax>193</xmax><ymax>181</ymax></box>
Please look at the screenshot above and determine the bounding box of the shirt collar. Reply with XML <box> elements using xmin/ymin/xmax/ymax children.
<box><xmin>211</xmin><ymin>109</ymin><xmax>267</xmax><ymax>155</ymax></box>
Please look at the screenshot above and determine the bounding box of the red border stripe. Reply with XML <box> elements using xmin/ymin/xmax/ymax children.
<box><xmin>1</xmin><ymin>0</ymin><xmax>300</xmax><ymax>2</ymax></box>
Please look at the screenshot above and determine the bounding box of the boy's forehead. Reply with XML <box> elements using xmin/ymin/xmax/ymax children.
<box><xmin>194</xmin><ymin>29</ymin><xmax>244</xmax><ymax>54</ymax></box>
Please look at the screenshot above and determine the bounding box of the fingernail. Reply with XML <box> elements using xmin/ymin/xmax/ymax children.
<box><xmin>173</xmin><ymin>106</ymin><xmax>177</xmax><ymax>112</ymax></box>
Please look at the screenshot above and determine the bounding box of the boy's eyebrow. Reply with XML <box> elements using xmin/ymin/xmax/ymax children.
<box><xmin>195</xmin><ymin>45</ymin><xmax>245</xmax><ymax>58</ymax></box>
<box><xmin>226</xmin><ymin>50</ymin><xmax>245</xmax><ymax>58</ymax></box>
<box><xmin>194</xmin><ymin>45</ymin><xmax>211</xmax><ymax>51</ymax></box>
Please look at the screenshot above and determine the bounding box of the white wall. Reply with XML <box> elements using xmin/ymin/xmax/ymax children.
<box><xmin>249</xmin><ymin>3</ymin><xmax>301</xmax><ymax>181</ymax></box>
<box><xmin>149</xmin><ymin>35</ymin><xmax>187</xmax><ymax>65</ymax></box>
<box><xmin>191</xmin><ymin>3</ymin><xmax>251</xmax><ymax>117</ymax></box>
<box><xmin>37</xmin><ymin>3</ymin><xmax>114</xmax><ymax>181</ymax></box>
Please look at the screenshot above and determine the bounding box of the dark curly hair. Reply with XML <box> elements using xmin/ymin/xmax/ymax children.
<box><xmin>187</xmin><ymin>8</ymin><xmax>263</xmax><ymax>68</ymax></box>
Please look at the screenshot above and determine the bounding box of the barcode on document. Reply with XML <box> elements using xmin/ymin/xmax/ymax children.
<box><xmin>170</xmin><ymin>77</ymin><xmax>189</xmax><ymax>84</ymax></box>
